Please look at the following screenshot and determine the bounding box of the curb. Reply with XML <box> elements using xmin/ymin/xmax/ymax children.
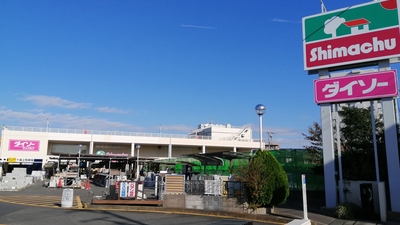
<box><xmin>85</xmin><ymin>204</ymin><xmax>293</xmax><ymax>224</ymax></box>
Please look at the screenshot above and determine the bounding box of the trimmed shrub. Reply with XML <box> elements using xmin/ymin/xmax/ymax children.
<box><xmin>235</xmin><ymin>149</ymin><xmax>289</xmax><ymax>210</ymax></box>
<box><xmin>335</xmin><ymin>202</ymin><xmax>361</xmax><ymax>219</ymax></box>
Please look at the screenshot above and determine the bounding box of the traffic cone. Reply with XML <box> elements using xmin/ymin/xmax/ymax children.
<box><xmin>85</xmin><ymin>180</ymin><xmax>90</xmax><ymax>190</ymax></box>
<box><xmin>57</xmin><ymin>178</ymin><xmax>63</xmax><ymax>188</ymax></box>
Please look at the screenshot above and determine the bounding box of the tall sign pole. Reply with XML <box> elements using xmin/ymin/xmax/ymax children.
<box><xmin>303</xmin><ymin>0</ymin><xmax>400</xmax><ymax>212</ymax></box>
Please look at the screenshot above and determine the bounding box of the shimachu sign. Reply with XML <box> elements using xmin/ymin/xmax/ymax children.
<box><xmin>303</xmin><ymin>0</ymin><xmax>400</xmax><ymax>71</ymax></box>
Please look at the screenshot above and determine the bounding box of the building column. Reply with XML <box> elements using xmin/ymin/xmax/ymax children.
<box><xmin>89</xmin><ymin>141</ymin><xmax>94</xmax><ymax>154</ymax></box>
<box><xmin>168</xmin><ymin>144</ymin><xmax>172</xmax><ymax>158</ymax></box>
<box><xmin>202</xmin><ymin>145</ymin><xmax>206</xmax><ymax>154</ymax></box>
<box><xmin>233</xmin><ymin>147</ymin><xmax>237</xmax><ymax>152</ymax></box>
<box><xmin>131</xmin><ymin>143</ymin><xmax>135</xmax><ymax>157</ymax></box>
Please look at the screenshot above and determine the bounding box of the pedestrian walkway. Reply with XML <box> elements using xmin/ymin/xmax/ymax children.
<box><xmin>274</xmin><ymin>202</ymin><xmax>400</xmax><ymax>225</ymax></box>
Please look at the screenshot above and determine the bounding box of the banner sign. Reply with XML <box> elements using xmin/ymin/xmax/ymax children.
<box><xmin>120</xmin><ymin>181</ymin><xmax>128</xmax><ymax>198</ymax></box>
<box><xmin>119</xmin><ymin>181</ymin><xmax>136</xmax><ymax>198</ymax></box>
<box><xmin>128</xmin><ymin>182</ymin><xmax>136</xmax><ymax>197</ymax></box>
<box><xmin>314</xmin><ymin>70</ymin><xmax>398</xmax><ymax>103</ymax></box>
<box><xmin>303</xmin><ymin>0</ymin><xmax>400</xmax><ymax>71</ymax></box>
<box><xmin>9</xmin><ymin>140</ymin><xmax>40</xmax><ymax>151</ymax></box>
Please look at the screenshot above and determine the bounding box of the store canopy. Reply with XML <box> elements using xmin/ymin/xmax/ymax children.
<box><xmin>183</xmin><ymin>151</ymin><xmax>250</xmax><ymax>165</ymax></box>
<box><xmin>49</xmin><ymin>153</ymin><xmax>155</xmax><ymax>162</ymax></box>
<box><xmin>182</xmin><ymin>153</ymin><xmax>223</xmax><ymax>166</ymax></box>
<box><xmin>202</xmin><ymin>151</ymin><xmax>250</xmax><ymax>161</ymax></box>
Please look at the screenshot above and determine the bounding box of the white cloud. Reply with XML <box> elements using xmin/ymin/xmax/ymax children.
<box><xmin>181</xmin><ymin>24</ymin><xmax>217</xmax><ymax>29</ymax></box>
<box><xmin>20</xmin><ymin>95</ymin><xmax>129</xmax><ymax>115</ymax></box>
<box><xmin>96</xmin><ymin>107</ymin><xmax>129</xmax><ymax>114</ymax></box>
<box><xmin>0</xmin><ymin>109</ymin><xmax>51</xmax><ymax>123</ymax></box>
<box><xmin>0</xmin><ymin>109</ymin><xmax>137</xmax><ymax>131</ymax></box>
<box><xmin>22</xmin><ymin>95</ymin><xmax>91</xmax><ymax>109</ymax></box>
<box><xmin>0</xmin><ymin>109</ymin><xmax>194</xmax><ymax>134</ymax></box>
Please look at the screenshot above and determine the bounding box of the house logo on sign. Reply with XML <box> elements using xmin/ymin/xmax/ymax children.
<box><xmin>324</xmin><ymin>17</ymin><xmax>370</xmax><ymax>38</ymax></box>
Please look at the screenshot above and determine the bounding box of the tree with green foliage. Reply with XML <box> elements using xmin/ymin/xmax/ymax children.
<box><xmin>302</xmin><ymin>106</ymin><xmax>387</xmax><ymax>181</ymax></box>
<box><xmin>235</xmin><ymin>150</ymin><xmax>289</xmax><ymax>210</ymax></box>
<box><xmin>302</xmin><ymin>121</ymin><xmax>323</xmax><ymax>164</ymax></box>
<box><xmin>338</xmin><ymin>106</ymin><xmax>386</xmax><ymax>181</ymax></box>
<box><xmin>302</xmin><ymin>122</ymin><xmax>324</xmax><ymax>176</ymax></box>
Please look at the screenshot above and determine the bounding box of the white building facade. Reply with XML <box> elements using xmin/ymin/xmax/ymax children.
<box><xmin>0</xmin><ymin>124</ymin><xmax>261</xmax><ymax>172</ymax></box>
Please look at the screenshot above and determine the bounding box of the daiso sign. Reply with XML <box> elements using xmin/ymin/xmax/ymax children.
<box><xmin>9</xmin><ymin>140</ymin><xmax>40</xmax><ymax>151</ymax></box>
<box><xmin>303</xmin><ymin>0</ymin><xmax>400</xmax><ymax>71</ymax></box>
<box><xmin>314</xmin><ymin>70</ymin><xmax>398</xmax><ymax>103</ymax></box>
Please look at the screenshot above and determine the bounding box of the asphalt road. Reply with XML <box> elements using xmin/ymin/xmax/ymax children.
<box><xmin>0</xmin><ymin>201</ymin><xmax>276</xmax><ymax>225</ymax></box>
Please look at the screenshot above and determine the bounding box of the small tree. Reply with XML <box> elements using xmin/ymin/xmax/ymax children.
<box><xmin>302</xmin><ymin>122</ymin><xmax>324</xmax><ymax>176</ymax></box>
<box><xmin>339</xmin><ymin>106</ymin><xmax>386</xmax><ymax>181</ymax></box>
<box><xmin>302</xmin><ymin>121</ymin><xmax>323</xmax><ymax>165</ymax></box>
<box><xmin>235</xmin><ymin>150</ymin><xmax>289</xmax><ymax>210</ymax></box>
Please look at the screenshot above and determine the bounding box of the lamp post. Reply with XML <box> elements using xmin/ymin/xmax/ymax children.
<box><xmin>77</xmin><ymin>144</ymin><xmax>82</xmax><ymax>181</ymax></box>
<box><xmin>135</xmin><ymin>144</ymin><xmax>141</xmax><ymax>180</ymax></box>
<box><xmin>255</xmin><ymin>104</ymin><xmax>266</xmax><ymax>150</ymax></box>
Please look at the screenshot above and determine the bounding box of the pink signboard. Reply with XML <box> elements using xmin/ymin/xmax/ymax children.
<box><xmin>128</xmin><ymin>182</ymin><xmax>136</xmax><ymax>197</ymax></box>
<box><xmin>9</xmin><ymin>140</ymin><xmax>40</xmax><ymax>151</ymax></box>
<box><xmin>314</xmin><ymin>70</ymin><xmax>398</xmax><ymax>104</ymax></box>
<box><xmin>119</xmin><ymin>182</ymin><xmax>136</xmax><ymax>198</ymax></box>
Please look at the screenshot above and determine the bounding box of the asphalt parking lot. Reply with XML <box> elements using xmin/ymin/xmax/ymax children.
<box><xmin>1</xmin><ymin>181</ymin><xmax>399</xmax><ymax>225</ymax></box>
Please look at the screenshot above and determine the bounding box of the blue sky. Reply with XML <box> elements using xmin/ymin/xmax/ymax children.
<box><xmin>1</xmin><ymin>0</ymin><xmax>396</xmax><ymax>148</ymax></box>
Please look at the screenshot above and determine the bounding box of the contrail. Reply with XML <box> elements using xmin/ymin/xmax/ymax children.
<box><xmin>181</xmin><ymin>24</ymin><xmax>217</xmax><ymax>29</ymax></box>
<box><xmin>272</xmin><ymin>18</ymin><xmax>301</xmax><ymax>23</ymax></box>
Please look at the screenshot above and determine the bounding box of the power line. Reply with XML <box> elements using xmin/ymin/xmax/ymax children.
<box><xmin>303</xmin><ymin>2</ymin><xmax>353</xmax><ymax>43</ymax></box>
<box><xmin>266</xmin><ymin>132</ymin><xmax>274</xmax><ymax>150</ymax></box>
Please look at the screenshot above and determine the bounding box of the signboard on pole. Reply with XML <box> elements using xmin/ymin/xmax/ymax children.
<box><xmin>303</xmin><ymin>0</ymin><xmax>400</xmax><ymax>71</ymax></box>
<box><xmin>314</xmin><ymin>70</ymin><xmax>398</xmax><ymax>103</ymax></box>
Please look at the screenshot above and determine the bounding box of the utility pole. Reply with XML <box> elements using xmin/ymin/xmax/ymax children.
<box><xmin>266</xmin><ymin>132</ymin><xmax>274</xmax><ymax>150</ymax></box>
<box><xmin>320</xmin><ymin>0</ymin><xmax>327</xmax><ymax>13</ymax></box>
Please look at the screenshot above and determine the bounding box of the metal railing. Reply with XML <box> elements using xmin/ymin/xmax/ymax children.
<box><xmin>4</xmin><ymin>125</ymin><xmax>213</xmax><ymax>140</ymax></box>
<box><xmin>184</xmin><ymin>180</ymin><xmax>245</xmax><ymax>197</ymax></box>
<box><xmin>3</xmin><ymin>125</ymin><xmax>261</xmax><ymax>142</ymax></box>
<box><xmin>185</xmin><ymin>180</ymin><xmax>205</xmax><ymax>195</ymax></box>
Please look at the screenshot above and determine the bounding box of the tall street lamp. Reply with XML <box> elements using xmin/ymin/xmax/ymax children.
<box><xmin>135</xmin><ymin>144</ymin><xmax>141</xmax><ymax>180</ymax></box>
<box><xmin>77</xmin><ymin>144</ymin><xmax>82</xmax><ymax>181</ymax></box>
<box><xmin>255</xmin><ymin>104</ymin><xmax>266</xmax><ymax>150</ymax></box>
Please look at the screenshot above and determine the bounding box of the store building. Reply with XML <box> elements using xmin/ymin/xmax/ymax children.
<box><xmin>0</xmin><ymin>123</ymin><xmax>262</xmax><ymax>174</ymax></box>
